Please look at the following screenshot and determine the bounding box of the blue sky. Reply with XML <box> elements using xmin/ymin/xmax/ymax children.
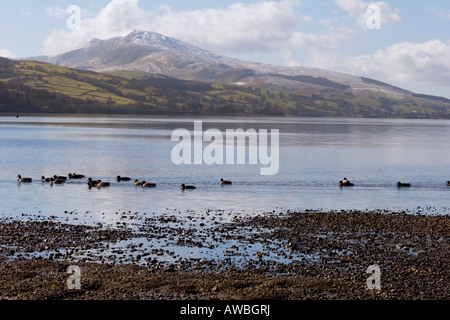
<box><xmin>1</xmin><ymin>0</ymin><xmax>449</xmax><ymax>98</ymax></box>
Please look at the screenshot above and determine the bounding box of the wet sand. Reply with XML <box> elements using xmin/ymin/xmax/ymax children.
<box><xmin>0</xmin><ymin>210</ymin><xmax>448</xmax><ymax>300</ymax></box>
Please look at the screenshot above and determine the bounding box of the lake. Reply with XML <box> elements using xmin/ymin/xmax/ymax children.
<box><xmin>1</xmin><ymin>115</ymin><xmax>449</xmax><ymax>225</ymax></box>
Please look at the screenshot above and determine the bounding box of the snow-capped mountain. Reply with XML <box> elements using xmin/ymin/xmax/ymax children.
<box><xmin>30</xmin><ymin>30</ymin><xmax>411</xmax><ymax>97</ymax></box>
<box><xmin>33</xmin><ymin>30</ymin><xmax>238</xmax><ymax>74</ymax></box>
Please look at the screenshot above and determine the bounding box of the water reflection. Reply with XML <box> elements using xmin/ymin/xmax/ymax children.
<box><xmin>0</xmin><ymin>116</ymin><xmax>449</xmax><ymax>219</ymax></box>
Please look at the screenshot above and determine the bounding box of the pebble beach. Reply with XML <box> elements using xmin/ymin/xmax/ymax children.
<box><xmin>0</xmin><ymin>209</ymin><xmax>448</xmax><ymax>300</ymax></box>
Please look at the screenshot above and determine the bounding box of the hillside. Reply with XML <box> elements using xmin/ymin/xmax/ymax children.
<box><xmin>0</xmin><ymin>57</ymin><xmax>449</xmax><ymax>118</ymax></box>
<box><xmin>31</xmin><ymin>30</ymin><xmax>413</xmax><ymax>99</ymax></box>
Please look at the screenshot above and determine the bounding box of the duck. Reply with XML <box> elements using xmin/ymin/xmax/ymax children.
<box><xmin>220</xmin><ymin>178</ymin><xmax>232</xmax><ymax>185</ymax></box>
<box><xmin>41</xmin><ymin>176</ymin><xmax>52</xmax><ymax>182</ymax></box>
<box><xmin>447</xmin><ymin>181</ymin><xmax>450</xmax><ymax>186</ymax></box>
<box><xmin>68</xmin><ymin>173</ymin><xmax>85</xmax><ymax>179</ymax></box>
<box><xmin>17</xmin><ymin>175</ymin><xmax>32</xmax><ymax>183</ymax></box>
<box><xmin>134</xmin><ymin>179</ymin><xmax>144</xmax><ymax>186</ymax></box>
<box><xmin>180</xmin><ymin>184</ymin><xmax>196</xmax><ymax>190</ymax></box>
<box><xmin>397</xmin><ymin>181</ymin><xmax>411</xmax><ymax>187</ymax></box>
<box><xmin>117</xmin><ymin>176</ymin><xmax>132</xmax><ymax>182</ymax></box>
<box><xmin>339</xmin><ymin>180</ymin><xmax>354</xmax><ymax>187</ymax></box>
<box><xmin>50</xmin><ymin>177</ymin><xmax>65</xmax><ymax>185</ymax></box>
<box><xmin>142</xmin><ymin>181</ymin><xmax>157</xmax><ymax>188</ymax></box>
<box><xmin>87</xmin><ymin>178</ymin><xmax>101</xmax><ymax>188</ymax></box>
<box><xmin>96</xmin><ymin>180</ymin><xmax>110</xmax><ymax>188</ymax></box>
<box><xmin>53</xmin><ymin>175</ymin><xmax>67</xmax><ymax>181</ymax></box>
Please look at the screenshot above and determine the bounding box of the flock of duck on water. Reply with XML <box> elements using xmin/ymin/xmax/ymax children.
<box><xmin>17</xmin><ymin>175</ymin><xmax>450</xmax><ymax>189</ymax></box>
<box><xmin>339</xmin><ymin>178</ymin><xmax>450</xmax><ymax>187</ymax></box>
<box><xmin>17</xmin><ymin>174</ymin><xmax>232</xmax><ymax>190</ymax></box>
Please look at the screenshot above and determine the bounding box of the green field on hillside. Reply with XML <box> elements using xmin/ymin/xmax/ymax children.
<box><xmin>0</xmin><ymin>58</ymin><xmax>449</xmax><ymax>118</ymax></box>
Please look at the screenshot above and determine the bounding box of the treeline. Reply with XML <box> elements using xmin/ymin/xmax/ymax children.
<box><xmin>1</xmin><ymin>78</ymin><xmax>449</xmax><ymax>118</ymax></box>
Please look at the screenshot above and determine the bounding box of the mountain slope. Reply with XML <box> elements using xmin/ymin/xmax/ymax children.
<box><xmin>31</xmin><ymin>30</ymin><xmax>411</xmax><ymax>99</ymax></box>
<box><xmin>1</xmin><ymin>57</ymin><xmax>449</xmax><ymax>118</ymax></box>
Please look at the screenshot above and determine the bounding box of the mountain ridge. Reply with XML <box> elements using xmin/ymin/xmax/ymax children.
<box><xmin>29</xmin><ymin>30</ymin><xmax>413</xmax><ymax>99</ymax></box>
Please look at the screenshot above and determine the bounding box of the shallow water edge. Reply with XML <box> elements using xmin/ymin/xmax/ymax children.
<box><xmin>0</xmin><ymin>209</ymin><xmax>448</xmax><ymax>300</ymax></box>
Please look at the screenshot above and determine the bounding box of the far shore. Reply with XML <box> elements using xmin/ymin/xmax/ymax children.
<box><xmin>3</xmin><ymin>113</ymin><xmax>450</xmax><ymax>121</ymax></box>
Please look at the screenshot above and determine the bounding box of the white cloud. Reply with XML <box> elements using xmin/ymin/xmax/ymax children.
<box><xmin>21</xmin><ymin>10</ymin><xmax>35</xmax><ymax>18</ymax></box>
<box><xmin>301</xmin><ymin>15</ymin><xmax>313</xmax><ymax>23</ymax></box>
<box><xmin>44</xmin><ymin>0</ymin><xmax>149</xmax><ymax>54</ymax></box>
<box><xmin>282</xmin><ymin>20</ymin><xmax>356</xmax><ymax>67</ymax></box>
<box><xmin>46</xmin><ymin>5</ymin><xmax>95</xmax><ymax>19</ymax></box>
<box><xmin>45</xmin><ymin>7</ymin><xmax>69</xmax><ymax>18</ymax></box>
<box><xmin>339</xmin><ymin>40</ymin><xmax>450</xmax><ymax>88</ymax></box>
<box><xmin>154</xmin><ymin>0</ymin><xmax>303</xmax><ymax>53</ymax></box>
<box><xmin>0</xmin><ymin>48</ymin><xmax>17</xmax><ymax>59</ymax></box>
<box><xmin>281</xmin><ymin>0</ymin><xmax>403</xmax><ymax>67</ymax></box>
<box><xmin>426</xmin><ymin>7</ymin><xmax>450</xmax><ymax>20</ymax></box>
<box><xmin>333</xmin><ymin>0</ymin><xmax>402</xmax><ymax>28</ymax></box>
<box><xmin>43</xmin><ymin>0</ymin><xmax>304</xmax><ymax>55</ymax></box>
<box><xmin>285</xmin><ymin>37</ymin><xmax>450</xmax><ymax>92</ymax></box>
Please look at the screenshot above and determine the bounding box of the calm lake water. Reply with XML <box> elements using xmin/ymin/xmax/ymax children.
<box><xmin>1</xmin><ymin>115</ymin><xmax>449</xmax><ymax>224</ymax></box>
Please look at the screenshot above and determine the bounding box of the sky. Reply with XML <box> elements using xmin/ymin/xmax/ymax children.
<box><xmin>1</xmin><ymin>0</ymin><xmax>449</xmax><ymax>98</ymax></box>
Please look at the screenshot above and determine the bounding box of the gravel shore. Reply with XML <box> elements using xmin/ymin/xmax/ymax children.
<box><xmin>0</xmin><ymin>210</ymin><xmax>448</xmax><ymax>300</ymax></box>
